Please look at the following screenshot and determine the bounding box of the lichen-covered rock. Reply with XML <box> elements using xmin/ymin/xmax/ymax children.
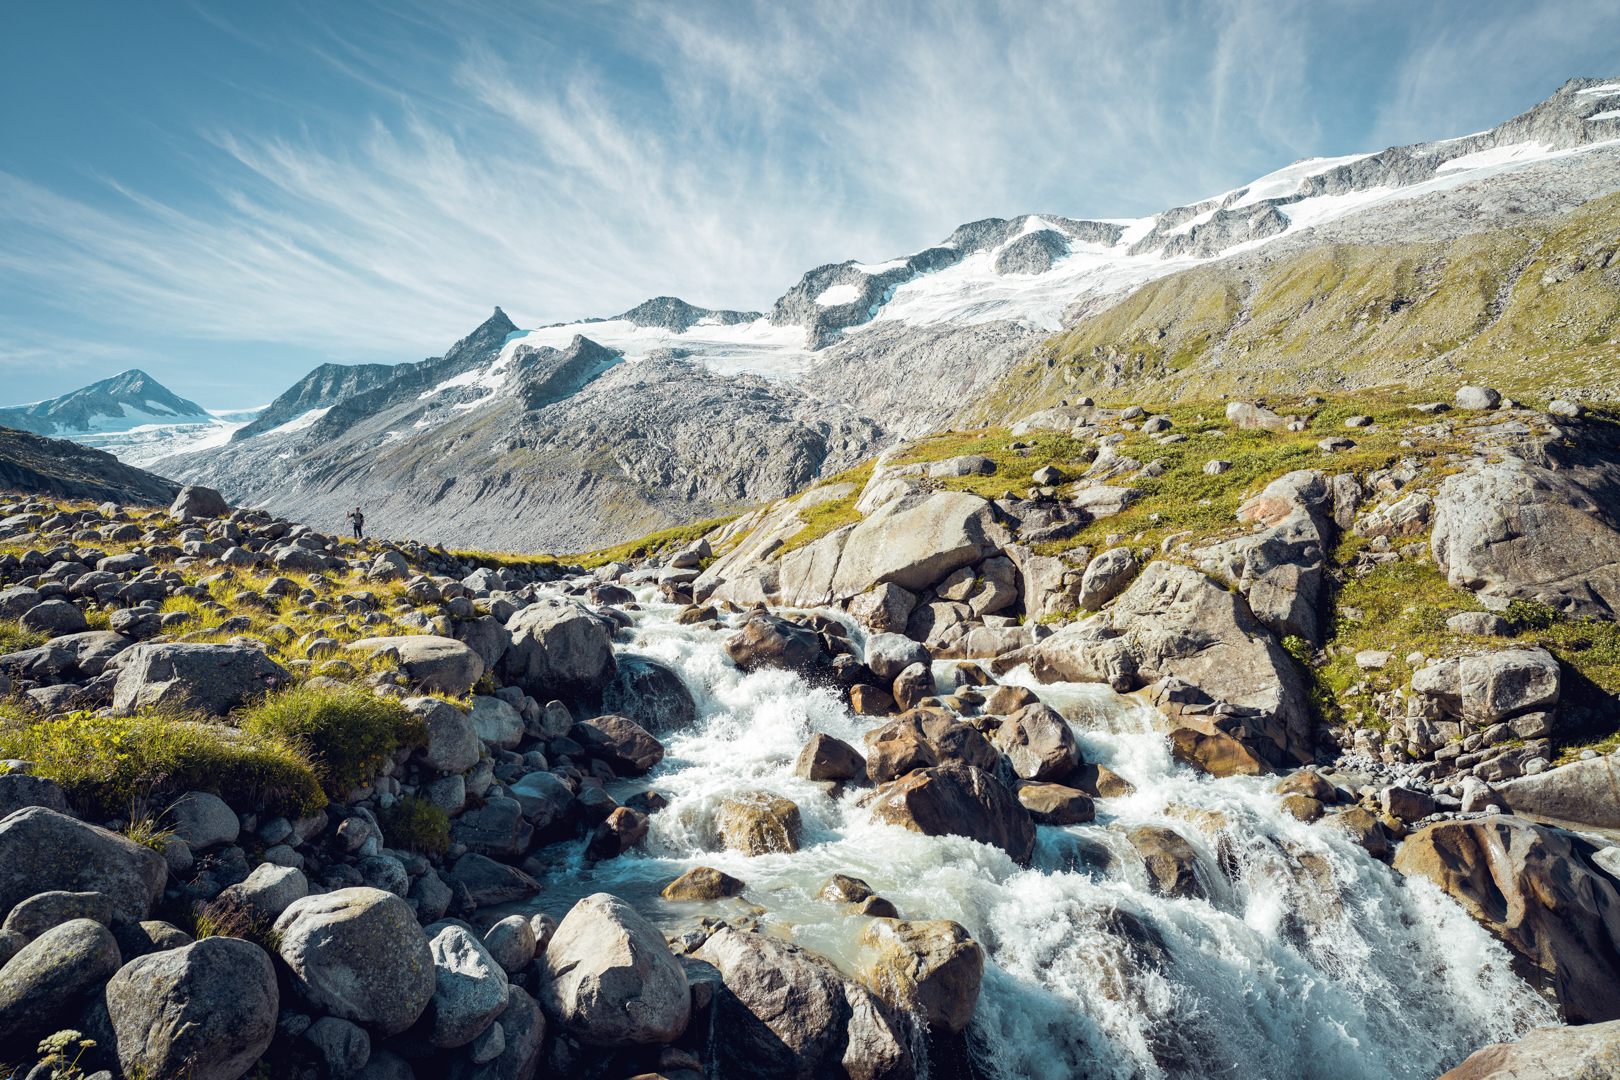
<box><xmin>349</xmin><ymin>636</ymin><xmax>485</xmax><ymax>696</ymax></box>
<box><xmin>112</xmin><ymin>642</ymin><xmax>290</xmax><ymax>715</ymax></box>
<box><xmin>424</xmin><ymin>924</ymin><xmax>509</xmax><ymax>1048</ymax></box>
<box><xmin>0</xmin><ymin>773</ymin><xmax>68</xmax><ymax>818</ymax></box>
<box><xmin>0</xmin><ymin>918</ymin><xmax>122</xmax><ymax>1045</ymax></box>
<box><xmin>111</xmin><ymin>920</ymin><xmax>195</xmax><ymax>961</ymax></box>
<box><xmin>0</xmin><ymin>807</ymin><xmax>166</xmax><ymax>927</ymax></box>
<box><xmin>105</xmin><ymin>936</ymin><xmax>278</xmax><ymax>1080</ymax></box>
<box><xmin>273</xmin><ymin>887</ymin><xmax>435</xmax><ymax>1036</ymax></box>
<box><xmin>469</xmin><ymin>695</ymin><xmax>525</xmax><ymax>751</ymax></box>
<box><xmin>499</xmin><ymin>598</ymin><xmax>617</xmax><ymax>698</ymax></box>
<box><xmin>858</xmin><ymin>918</ymin><xmax>984</xmax><ymax>1034</ymax></box>
<box><xmin>539</xmin><ymin>892</ymin><xmax>690</xmax><ymax>1046</ymax></box>
<box><xmin>1</xmin><ymin>890</ymin><xmax>112</xmax><ymax>940</ymax></box>
<box><xmin>406</xmin><ymin>696</ymin><xmax>481</xmax><ymax>775</ymax></box>
<box><xmin>483</xmin><ymin>915</ymin><xmax>538</xmax><ymax>976</ymax></box>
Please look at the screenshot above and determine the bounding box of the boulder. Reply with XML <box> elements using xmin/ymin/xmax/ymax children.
<box><xmin>718</xmin><ymin>792</ymin><xmax>803</xmax><ymax>856</ymax></box>
<box><xmin>0</xmin><ymin>773</ymin><xmax>68</xmax><ymax>818</ymax></box>
<box><xmin>44</xmin><ymin>630</ymin><xmax>134</xmax><ymax>676</ymax></box>
<box><xmin>726</xmin><ymin>612</ymin><xmax>821</xmax><ymax>673</ymax></box>
<box><xmin>0</xmin><ymin>585</ymin><xmax>42</xmax><ymax>619</ymax></box>
<box><xmin>539</xmin><ymin>893</ymin><xmax>690</xmax><ymax>1046</ymax></box>
<box><xmin>405</xmin><ymin>696</ymin><xmax>481</xmax><ymax>775</ymax></box>
<box><xmin>1319</xmin><ymin>807</ymin><xmax>1392</xmax><ymax>860</ymax></box>
<box><xmin>445</xmin><ymin>853</ymin><xmax>541</xmax><ymax>907</ymax></box>
<box><xmin>571</xmin><ymin>714</ymin><xmax>665</xmax><ymax>775</ymax></box>
<box><xmin>455</xmin><ymin>616</ymin><xmax>513</xmax><ymax>674</ymax></box>
<box><xmin>1015</xmin><ymin>782</ymin><xmax>1094</xmax><ymax>824</ymax></box>
<box><xmin>1069</xmin><ymin>486</ymin><xmax>1140</xmax><ymax>518</ymax></box>
<box><xmin>2</xmin><ymin>890</ymin><xmax>113</xmax><ymax>940</ymax></box>
<box><xmin>864</xmin><ymin>633</ymin><xmax>931</xmax><ymax>681</ymax></box>
<box><xmin>1497</xmin><ymin>755</ymin><xmax>1620</xmax><ymax>828</ymax></box>
<box><xmin>499</xmin><ymin>598</ymin><xmax>617</xmax><ymax>699</ymax></box>
<box><xmin>871</xmin><ymin>762</ymin><xmax>1035</xmax><ymax>864</ymax></box>
<box><xmin>483</xmin><ymin>915</ymin><xmax>538</xmax><ymax>976</ymax></box>
<box><xmin>850</xmin><ymin>684</ymin><xmax>898</xmax><ymax>716</ymax></box>
<box><xmin>424</xmin><ymin>924</ymin><xmax>509</xmax><ymax>1048</ymax></box>
<box><xmin>997</xmin><ymin>561</ymin><xmax>1312</xmax><ymax>766</ymax></box>
<box><xmin>112</xmin><ymin>642</ymin><xmax>290</xmax><ymax>716</ymax></box>
<box><xmin>795</xmin><ymin>733</ymin><xmax>865</xmax><ymax>782</ymax></box>
<box><xmin>1381</xmin><ymin>786</ymin><xmax>1436</xmax><ymax>822</ymax></box>
<box><xmin>891</xmin><ymin>662</ymin><xmax>934</xmax><ymax>712</ymax></box>
<box><xmin>0</xmin><ymin>918</ymin><xmax>123</xmax><ymax>1045</ymax></box>
<box><xmin>1460</xmin><ymin>648</ymin><xmax>1561</xmax><ymax>722</ymax></box>
<box><xmin>1394</xmin><ymin>816</ymin><xmax>1620</xmax><ymax>1022</ymax></box>
<box><xmin>982</xmin><ymin>684</ymin><xmax>1041</xmax><ymax>715</ymax></box>
<box><xmin>1076</xmin><ymin>548</ymin><xmax>1137</xmax><ymax>611</ymax></box>
<box><xmin>105</xmin><ymin>936</ymin><xmax>278</xmax><ymax>1080</ymax></box>
<box><xmin>170</xmin><ymin>790</ymin><xmax>239</xmax><ymax>850</ymax></box>
<box><xmin>858</xmin><ymin>918</ymin><xmax>983</xmax><ymax>1034</ymax></box>
<box><xmin>1438</xmin><ymin>1020</ymin><xmax>1620</xmax><ymax>1080</ymax></box>
<box><xmin>20</xmin><ymin>599</ymin><xmax>89</xmax><ymax>636</ymax></box>
<box><xmin>1455</xmin><ymin>386</ymin><xmax>1500</xmax><ymax>410</ymax></box>
<box><xmin>450</xmin><ymin>797</ymin><xmax>530</xmax><ymax>859</ymax></box>
<box><xmin>848</xmin><ymin>584</ymin><xmax>918</xmax><ymax>635</ymax></box>
<box><xmin>111</xmin><ymin>920</ymin><xmax>195</xmax><ymax>962</ymax></box>
<box><xmin>1126</xmin><ymin>826</ymin><xmax>1205</xmax><ymax>899</ymax></box>
<box><xmin>602</xmin><ymin>654</ymin><xmax>697</xmax><ymax>734</ymax></box>
<box><xmin>305</xmin><ymin>1017</ymin><xmax>371</xmax><ymax>1080</ymax></box>
<box><xmin>694</xmin><ymin>926</ymin><xmax>913</xmax><ymax>1080</ymax></box>
<box><xmin>1227</xmin><ymin>401</ymin><xmax>1287</xmax><ymax>430</ymax></box>
<box><xmin>993</xmin><ymin>703</ymin><xmax>1080</xmax><ymax>783</ymax></box>
<box><xmin>469</xmin><ymin>695</ymin><xmax>525</xmax><ymax>751</ymax></box>
<box><xmin>349</xmin><ymin>636</ymin><xmax>484</xmax><ymax>696</ymax></box>
<box><xmin>661</xmin><ymin>867</ymin><xmax>746</xmax><ymax>902</ymax></box>
<box><xmin>1446</xmin><ymin>612</ymin><xmax>1512</xmax><ymax>637</ymax></box>
<box><xmin>508</xmin><ymin>771</ymin><xmax>575</xmax><ymax>832</ymax></box>
<box><xmin>273</xmin><ymin>887</ymin><xmax>435</xmax><ymax>1036</ymax></box>
<box><xmin>586</xmin><ymin>806</ymin><xmax>649</xmax><ymax>861</ymax></box>
<box><xmin>170</xmin><ymin>485</ymin><xmax>230</xmax><ymax>520</ymax></box>
<box><xmin>0</xmin><ymin>807</ymin><xmax>166</xmax><ymax>926</ymax></box>
<box><xmin>828</xmin><ymin>490</ymin><xmax>1009</xmax><ymax>600</ymax></box>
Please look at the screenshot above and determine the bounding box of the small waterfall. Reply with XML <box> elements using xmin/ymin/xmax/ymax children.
<box><xmin>522</xmin><ymin>589</ymin><xmax>1556</xmax><ymax>1079</ymax></box>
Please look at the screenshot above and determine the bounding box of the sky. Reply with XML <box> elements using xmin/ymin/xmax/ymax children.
<box><xmin>2</xmin><ymin>0</ymin><xmax>1618</xmax><ymax>408</ymax></box>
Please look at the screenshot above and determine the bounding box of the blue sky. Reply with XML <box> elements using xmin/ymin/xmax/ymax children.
<box><xmin>2</xmin><ymin>0</ymin><xmax>1618</xmax><ymax>408</ymax></box>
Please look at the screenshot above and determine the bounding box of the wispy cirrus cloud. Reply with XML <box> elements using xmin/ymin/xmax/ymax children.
<box><xmin>1</xmin><ymin>0</ymin><xmax>1616</xmax><ymax>405</ymax></box>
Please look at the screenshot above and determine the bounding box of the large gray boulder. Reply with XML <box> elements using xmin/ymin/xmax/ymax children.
<box><xmin>508</xmin><ymin>771</ymin><xmax>575</xmax><ymax>832</ymax></box>
<box><xmin>455</xmin><ymin>615</ymin><xmax>513</xmax><ymax>674</ymax></box>
<box><xmin>0</xmin><ymin>586</ymin><xmax>41</xmax><ymax>619</ymax></box>
<box><xmin>2</xmin><ymin>890</ymin><xmax>113</xmax><ymax>940</ymax></box>
<box><xmin>349</xmin><ymin>636</ymin><xmax>484</xmax><ymax>696</ymax></box>
<box><xmin>0</xmin><ymin>807</ymin><xmax>166</xmax><ymax>926</ymax></box>
<box><xmin>848</xmin><ymin>583</ymin><xmax>918</xmax><ymax>635</ymax></box>
<box><xmin>996</xmin><ymin>561</ymin><xmax>1313</xmax><ymax>766</ymax></box>
<box><xmin>112</xmin><ymin>642</ymin><xmax>290</xmax><ymax>715</ymax></box>
<box><xmin>694</xmin><ymin>926</ymin><xmax>913</xmax><ymax>1080</ymax></box>
<box><xmin>864</xmin><ymin>633</ymin><xmax>931</xmax><ymax>680</ymax></box>
<box><xmin>406</xmin><ymin>696</ymin><xmax>481</xmax><ymax>775</ymax></box>
<box><xmin>424</xmin><ymin>924</ymin><xmax>509</xmax><ymax>1048</ymax></box>
<box><xmin>305</xmin><ymin>1017</ymin><xmax>371</xmax><ymax>1080</ymax></box>
<box><xmin>468</xmin><ymin>695</ymin><xmax>525</xmax><ymax>751</ymax></box>
<box><xmin>539</xmin><ymin>892</ymin><xmax>690</xmax><ymax>1046</ymax></box>
<box><xmin>104</xmin><ymin>936</ymin><xmax>278</xmax><ymax>1080</ymax></box>
<box><xmin>1076</xmin><ymin>547</ymin><xmax>1137</xmax><ymax>611</ymax></box>
<box><xmin>499</xmin><ymin>598</ymin><xmax>617</xmax><ymax>699</ymax></box>
<box><xmin>0</xmin><ymin>918</ymin><xmax>122</xmax><ymax>1045</ymax></box>
<box><xmin>828</xmin><ymin>491</ymin><xmax>1010</xmax><ymax>600</ymax></box>
<box><xmin>1411</xmin><ymin>648</ymin><xmax>1561</xmax><ymax>723</ymax></box>
<box><xmin>1430</xmin><ymin>455</ymin><xmax>1620</xmax><ymax>619</ymax></box>
<box><xmin>216</xmin><ymin>863</ymin><xmax>308</xmax><ymax>921</ymax></box>
<box><xmin>1497</xmin><ymin>756</ymin><xmax>1620</xmax><ymax>829</ymax></box>
<box><xmin>273</xmin><ymin>888</ymin><xmax>435</xmax><ymax>1036</ymax></box>
<box><xmin>170</xmin><ymin>485</ymin><xmax>230</xmax><ymax>520</ymax></box>
<box><xmin>20</xmin><ymin>599</ymin><xmax>89</xmax><ymax>636</ymax></box>
<box><xmin>169</xmin><ymin>790</ymin><xmax>239</xmax><ymax>850</ymax></box>
<box><xmin>601</xmin><ymin>654</ymin><xmax>697</xmax><ymax>734</ymax></box>
<box><xmin>870</xmin><ymin>762</ymin><xmax>1036</xmax><ymax>865</ymax></box>
<box><xmin>0</xmin><ymin>773</ymin><xmax>68</xmax><ymax>818</ymax></box>
<box><xmin>43</xmin><ymin>630</ymin><xmax>135</xmax><ymax>676</ymax></box>
<box><xmin>449</xmin><ymin>797</ymin><xmax>530</xmax><ymax>859</ymax></box>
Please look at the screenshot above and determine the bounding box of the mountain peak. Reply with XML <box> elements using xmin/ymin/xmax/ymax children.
<box><xmin>0</xmin><ymin>369</ymin><xmax>209</xmax><ymax>437</ymax></box>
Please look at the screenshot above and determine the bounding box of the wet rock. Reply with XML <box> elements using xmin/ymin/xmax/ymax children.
<box><xmin>993</xmin><ymin>703</ymin><xmax>1081</xmax><ymax>783</ymax></box>
<box><xmin>0</xmin><ymin>890</ymin><xmax>112</xmax><ymax>940</ymax></box>
<box><xmin>1016</xmin><ymin>783</ymin><xmax>1095</xmax><ymax>824</ymax></box>
<box><xmin>0</xmin><ymin>807</ymin><xmax>166</xmax><ymax>926</ymax></box>
<box><xmin>795</xmin><ymin>733</ymin><xmax>865</xmax><ymax>782</ymax></box>
<box><xmin>871</xmin><ymin>762</ymin><xmax>1036</xmax><ymax>864</ymax></box>
<box><xmin>0</xmin><ymin>918</ymin><xmax>122</xmax><ymax>1045</ymax></box>
<box><xmin>818</xmin><ymin>874</ymin><xmax>875</xmax><ymax>903</ymax></box>
<box><xmin>863</xmin><ymin>633</ymin><xmax>931</xmax><ymax>681</ymax></box>
<box><xmin>662</xmin><ymin>866</ymin><xmax>746</xmax><ymax>902</ymax></box>
<box><xmin>273</xmin><ymin>887</ymin><xmax>435</xmax><ymax>1036</ymax></box>
<box><xmin>105</xmin><ymin>936</ymin><xmax>279</xmax><ymax>1080</ymax></box>
<box><xmin>726</xmin><ymin>612</ymin><xmax>821</xmax><ymax>673</ymax></box>
<box><xmin>1381</xmin><ymin>786</ymin><xmax>1436</xmax><ymax>822</ymax></box>
<box><xmin>1280</xmin><ymin>795</ymin><xmax>1325</xmax><ymax>822</ymax></box>
<box><xmin>859</xmin><ymin>918</ymin><xmax>984</xmax><ymax>1034</ymax></box>
<box><xmin>424</xmin><ymin>924</ymin><xmax>508</xmax><ymax>1048</ymax></box>
<box><xmin>865</xmin><ymin>730</ymin><xmax>939</xmax><ymax>784</ymax></box>
<box><xmin>540</xmin><ymin>892</ymin><xmax>690</xmax><ymax>1046</ymax></box>
<box><xmin>849</xmin><ymin>584</ymin><xmax>918</xmax><ymax>635</ymax></box>
<box><xmin>891</xmin><ymin>663</ymin><xmax>934</xmax><ymax>712</ymax></box>
<box><xmin>1438</xmin><ymin>1019</ymin><xmax>1620</xmax><ymax>1080</ymax></box>
<box><xmin>1072</xmin><ymin>763</ymin><xmax>1135</xmax><ymax>799</ymax></box>
<box><xmin>112</xmin><ymin>642</ymin><xmax>290</xmax><ymax>715</ymax></box>
<box><xmin>586</xmin><ymin>806</ymin><xmax>650</xmax><ymax>861</ymax></box>
<box><xmin>1275</xmin><ymin>772</ymin><xmax>1337</xmax><ymax>802</ymax></box>
<box><xmin>849</xmin><ymin>684</ymin><xmax>899</xmax><ymax>716</ymax></box>
<box><xmin>1318</xmin><ymin>807</ymin><xmax>1391</xmax><ymax>860</ymax></box>
<box><xmin>1126</xmin><ymin>826</ymin><xmax>1205</xmax><ymax>899</ymax></box>
<box><xmin>981</xmin><ymin>684</ymin><xmax>1040</xmax><ymax>715</ymax></box>
<box><xmin>1497</xmin><ymin>755</ymin><xmax>1620</xmax><ymax>829</ymax></box>
<box><xmin>718</xmin><ymin>791</ymin><xmax>803</xmax><ymax>856</ymax></box>
<box><xmin>407</xmin><ymin>696</ymin><xmax>481</xmax><ymax>775</ymax></box>
<box><xmin>1396</xmin><ymin>816</ymin><xmax>1620</xmax><ymax>1022</ymax></box>
<box><xmin>500</xmin><ymin>598</ymin><xmax>617</xmax><ymax>698</ymax></box>
<box><xmin>571</xmin><ymin>714</ymin><xmax>665</xmax><ymax>775</ymax></box>
<box><xmin>349</xmin><ymin>635</ymin><xmax>485</xmax><ymax>696</ymax></box>
<box><xmin>603</xmin><ymin>654</ymin><xmax>697</xmax><ymax>734</ymax></box>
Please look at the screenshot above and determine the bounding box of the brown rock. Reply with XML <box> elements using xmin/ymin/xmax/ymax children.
<box><xmin>661</xmin><ymin>867</ymin><xmax>746</xmax><ymax>902</ymax></box>
<box><xmin>717</xmin><ymin>792</ymin><xmax>802</xmax><ymax>856</ymax></box>
<box><xmin>1126</xmin><ymin>826</ymin><xmax>1205</xmax><ymax>899</ymax></box>
<box><xmin>1275</xmin><ymin>772</ymin><xmax>1337</xmax><ymax>802</ymax></box>
<box><xmin>1318</xmin><ymin>807</ymin><xmax>1391</xmax><ymax>860</ymax></box>
<box><xmin>1072</xmin><ymin>763</ymin><xmax>1135</xmax><ymax>799</ymax></box>
<box><xmin>1395</xmin><ymin>816</ymin><xmax>1620</xmax><ymax>1022</ymax></box>
<box><xmin>859</xmin><ymin>918</ymin><xmax>984</xmax><ymax>1034</ymax></box>
<box><xmin>1279</xmin><ymin>795</ymin><xmax>1325</xmax><ymax>822</ymax></box>
<box><xmin>870</xmin><ymin>762</ymin><xmax>1036</xmax><ymax>864</ymax></box>
<box><xmin>993</xmin><ymin>703</ymin><xmax>1081</xmax><ymax>783</ymax></box>
<box><xmin>849</xmin><ymin>684</ymin><xmax>898</xmax><ymax>716</ymax></box>
<box><xmin>570</xmin><ymin>714</ymin><xmax>665</xmax><ymax>776</ymax></box>
<box><xmin>865</xmin><ymin>733</ymin><xmax>939</xmax><ymax>784</ymax></box>
<box><xmin>727</xmin><ymin>612</ymin><xmax>821</xmax><ymax>672</ymax></box>
<box><xmin>981</xmin><ymin>685</ymin><xmax>1040</xmax><ymax>715</ymax></box>
<box><xmin>585</xmin><ymin>806</ymin><xmax>649</xmax><ymax>861</ymax></box>
<box><xmin>1437</xmin><ymin>1019</ymin><xmax>1620</xmax><ymax>1080</ymax></box>
<box><xmin>1166</xmin><ymin>717</ymin><xmax>1270</xmax><ymax>778</ymax></box>
<box><xmin>795</xmin><ymin>733</ymin><xmax>865</xmax><ymax>782</ymax></box>
<box><xmin>849</xmin><ymin>896</ymin><xmax>900</xmax><ymax>918</ymax></box>
<box><xmin>1016</xmin><ymin>783</ymin><xmax>1095</xmax><ymax>825</ymax></box>
<box><xmin>891</xmin><ymin>663</ymin><xmax>933</xmax><ymax>712</ymax></box>
<box><xmin>819</xmin><ymin>874</ymin><xmax>876</xmax><ymax>903</ymax></box>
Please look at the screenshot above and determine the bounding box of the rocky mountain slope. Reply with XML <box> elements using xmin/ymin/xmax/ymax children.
<box><xmin>0</xmin><ymin>426</ymin><xmax>181</xmax><ymax>505</ymax></box>
<box><xmin>144</xmin><ymin>78</ymin><xmax>1620</xmax><ymax>552</ymax></box>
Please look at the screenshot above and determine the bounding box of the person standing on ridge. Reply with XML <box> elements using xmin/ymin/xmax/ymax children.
<box><xmin>347</xmin><ymin>507</ymin><xmax>365</xmax><ymax>542</ymax></box>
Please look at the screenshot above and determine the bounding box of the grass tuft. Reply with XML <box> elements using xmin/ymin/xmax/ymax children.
<box><xmin>380</xmin><ymin>794</ymin><xmax>450</xmax><ymax>855</ymax></box>
<box><xmin>238</xmin><ymin>684</ymin><xmax>424</xmax><ymax>799</ymax></box>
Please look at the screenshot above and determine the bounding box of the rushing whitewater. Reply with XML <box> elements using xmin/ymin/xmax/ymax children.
<box><xmin>519</xmin><ymin>587</ymin><xmax>1554</xmax><ymax>1080</ymax></box>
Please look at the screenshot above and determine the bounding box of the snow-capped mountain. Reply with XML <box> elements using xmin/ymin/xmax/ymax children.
<box><xmin>145</xmin><ymin>77</ymin><xmax>1620</xmax><ymax>551</ymax></box>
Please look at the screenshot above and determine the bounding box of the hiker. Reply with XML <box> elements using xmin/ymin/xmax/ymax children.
<box><xmin>347</xmin><ymin>507</ymin><xmax>365</xmax><ymax>541</ymax></box>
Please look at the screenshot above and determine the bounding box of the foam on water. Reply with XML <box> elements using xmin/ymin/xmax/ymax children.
<box><xmin>522</xmin><ymin>589</ymin><xmax>1557</xmax><ymax>1078</ymax></box>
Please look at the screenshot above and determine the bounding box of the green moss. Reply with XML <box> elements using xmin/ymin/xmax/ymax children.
<box><xmin>380</xmin><ymin>795</ymin><xmax>450</xmax><ymax>855</ymax></box>
<box><xmin>239</xmin><ymin>684</ymin><xmax>424</xmax><ymax>799</ymax></box>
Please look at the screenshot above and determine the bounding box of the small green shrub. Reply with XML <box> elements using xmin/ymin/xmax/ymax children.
<box><xmin>0</xmin><ymin>712</ymin><xmax>323</xmax><ymax>821</ymax></box>
<box><xmin>240</xmin><ymin>684</ymin><xmax>424</xmax><ymax>799</ymax></box>
<box><xmin>0</xmin><ymin>619</ymin><xmax>47</xmax><ymax>654</ymax></box>
<box><xmin>1506</xmin><ymin>598</ymin><xmax>1562</xmax><ymax>632</ymax></box>
<box><xmin>192</xmin><ymin>896</ymin><xmax>281</xmax><ymax>954</ymax></box>
<box><xmin>381</xmin><ymin>795</ymin><xmax>450</xmax><ymax>855</ymax></box>
<box><xmin>1282</xmin><ymin>634</ymin><xmax>1341</xmax><ymax>726</ymax></box>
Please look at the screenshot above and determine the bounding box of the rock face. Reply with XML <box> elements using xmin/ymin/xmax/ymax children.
<box><xmin>112</xmin><ymin>642</ymin><xmax>291</xmax><ymax>715</ymax></box>
<box><xmin>104</xmin><ymin>936</ymin><xmax>279</xmax><ymax>1080</ymax></box>
<box><xmin>0</xmin><ymin>918</ymin><xmax>123</xmax><ymax>1045</ymax></box>
<box><xmin>1394</xmin><ymin>817</ymin><xmax>1620</xmax><ymax>1022</ymax></box>
<box><xmin>539</xmin><ymin>893</ymin><xmax>691</xmax><ymax>1046</ymax></box>
<box><xmin>870</xmin><ymin>762</ymin><xmax>1036</xmax><ymax>864</ymax></box>
<box><xmin>998</xmin><ymin>561</ymin><xmax>1312</xmax><ymax>766</ymax></box>
<box><xmin>0</xmin><ymin>807</ymin><xmax>166</xmax><ymax>926</ymax></box>
<box><xmin>274</xmin><ymin>887</ymin><xmax>436</xmax><ymax>1036</ymax></box>
<box><xmin>1430</xmin><ymin>451</ymin><xmax>1620</xmax><ymax>620</ymax></box>
<box><xmin>349</xmin><ymin>636</ymin><xmax>485</xmax><ymax>696</ymax></box>
<box><xmin>858</xmin><ymin>918</ymin><xmax>984</xmax><ymax>1034</ymax></box>
<box><xmin>694</xmin><ymin>926</ymin><xmax>913</xmax><ymax>1080</ymax></box>
<box><xmin>1437</xmin><ymin>1019</ymin><xmax>1620</xmax><ymax>1080</ymax></box>
<box><xmin>500</xmin><ymin>599</ymin><xmax>617</xmax><ymax>699</ymax></box>
<box><xmin>1498</xmin><ymin>756</ymin><xmax>1620</xmax><ymax>829</ymax></box>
